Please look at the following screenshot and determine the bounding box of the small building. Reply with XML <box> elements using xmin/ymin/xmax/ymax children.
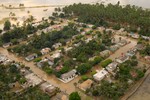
<box><xmin>144</xmin><ymin>56</ymin><xmax>150</xmax><ymax>62</ymax></box>
<box><xmin>100</xmin><ymin>50</ymin><xmax>111</xmax><ymax>58</ymax></box>
<box><xmin>40</xmin><ymin>82</ymin><xmax>57</xmax><ymax>97</ymax></box>
<box><xmin>141</xmin><ymin>35</ymin><xmax>150</xmax><ymax>41</ymax></box>
<box><xmin>93</xmin><ymin>69</ymin><xmax>108</xmax><ymax>81</ymax></box>
<box><xmin>116</xmin><ymin>55</ymin><xmax>129</xmax><ymax>64</ymax></box>
<box><xmin>130</xmin><ymin>34</ymin><xmax>139</xmax><ymax>39</ymax></box>
<box><xmin>64</xmin><ymin>47</ymin><xmax>73</xmax><ymax>53</ymax></box>
<box><xmin>37</xmin><ymin>58</ymin><xmax>54</xmax><ymax>68</ymax></box>
<box><xmin>106</xmin><ymin>62</ymin><xmax>118</xmax><ymax>72</ymax></box>
<box><xmin>109</xmin><ymin>44</ymin><xmax>120</xmax><ymax>52</ymax></box>
<box><xmin>24</xmin><ymin>73</ymin><xmax>43</xmax><ymax>87</ymax></box>
<box><xmin>52</xmin><ymin>43</ymin><xmax>62</xmax><ymax>49</ymax></box>
<box><xmin>78</xmin><ymin>79</ymin><xmax>93</xmax><ymax>92</ymax></box>
<box><xmin>60</xmin><ymin>69</ymin><xmax>77</xmax><ymax>83</ymax></box>
<box><xmin>51</xmin><ymin>52</ymin><xmax>61</xmax><ymax>59</ymax></box>
<box><xmin>51</xmin><ymin>92</ymin><xmax>68</xmax><ymax>100</ymax></box>
<box><xmin>25</xmin><ymin>53</ymin><xmax>38</xmax><ymax>61</ymax></box>
<box><xmin>118</xmin><ymin>39</ymin><xmax>127</xmax><ymax>46</ymax></box>
<box><xmin>3</xmin><ymin>42</ymin><xmax>12</xmax><ymax>48</ymax></box>
<box><xmin>74</xmin><ymin>42</ymin><xmax>81</xmax><ymax>47</ymax></box>
<box><xmin>135</xmin><ymin>44</ymin><xmax>145</xmax><ymax>50</ymax></box>
<box><xmin>85</xmin><ymin>38</ymin><xmax>92</xmax><ymax>43</ymax></box>
<box><xmin>40</xmin><ymin>48</ymin><xmax>51</xmax><ymax>55</ymax></box>
<box><xmin>126</xmin><ymin>50</ymin><xmax>136</xmax><ymax>57</ymax></box>
<box><xmin>0</xmin><ymin>54</ymin><xmax>8</xmax><ymax>63</ymax></box>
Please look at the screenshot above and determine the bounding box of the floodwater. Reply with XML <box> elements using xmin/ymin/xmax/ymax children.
<box><xmin>0</xmin><ymin>0</ymin><xmax>150</xmax><ymax>28</ymax></box>
<box><xmin>128</xmin><ymin>73</ymin><xmax>150</xmax><ymax>100</ymax></box>
<box><xmin>0</xmin><ymin>47</ymin><xmax>80</xmax><ymax>94</ymax></box>
<box><xmin>108</xmin><ymin>35</ymin><xmax>137</xmax><ymax>60</ymax></box>
<box><xmin>0</xmin><ymin>34</ymin><xmax>137</xmax><ymax>95</ymax></box>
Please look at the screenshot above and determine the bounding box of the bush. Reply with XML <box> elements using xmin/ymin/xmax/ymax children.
<box><xmin>81</xmin><ymin>75</ymin><xmax>88</xmax><ymax>81</ymax></box>
<box><xmin>92</xmin><ymin>25</ymin><xmax>97</xmax><ymax>29</ymax></box>
<box><xmin>34</xmin><ymin>58</ymin><xmax>42</xmax><ymax>62</ymax></box>
<box><xmin>100</xmin><ymin>59</ymin><xmax>112</xmax><ymax>68</ymax></box>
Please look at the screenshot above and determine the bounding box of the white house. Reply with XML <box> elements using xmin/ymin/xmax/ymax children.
<box><xmin>51</xmin><ymin>52</ymin><xmax>61</xmax><ymax>59</ymax></box>
<box><xmin>106</xmin><ymin>62</ymin><xmax>118</xmax><ymax>72</ymax></box>
<box><xmin>93</xmin><ymin>69</ymin><xmax>108</xmax><ymax>81</ymax></box>
<box><xmin>52</xmin><ymin>43</ymin><xmax>62</xmax><ymax>49</ymax></box>
<box><xmin>25</xmin><ymin>53</ymin><xmax>38</xmax><ymax>61</ymax></box>
<box><xmin>60</xmin><ymin>69</ymin><xmax>77</xmax><ymax>83</ymax></box>
<box><xmin>24</xmin><ymin>73</ymin><xmax>43</xmax><ymax>87</ymax></box>
<box><xmin>40</xmin><ymin>48</ymin><xmax>51</xmax><ymax>55</ymax></box>
<box><xmin>116</xmin><ymin>55</ymin><xmax>129</xmax><ymax>64</ymax></box>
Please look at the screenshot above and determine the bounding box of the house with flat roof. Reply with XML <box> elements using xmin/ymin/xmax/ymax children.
<box><xmin>118</xmin><ymin>39</ymin><xmax>128</xmax><ymax>46</ymax></box>
<box><xmin>78</xmin><ymin>79</ymin><xmax>93</xmax><ymax>92</ymax></box>
<box><xmin>40</xmin><ymin>82</ymin><xmax>57</xmax><ymax>97</ymax></box>
<box><xmin>100</xmin><ymin>50</ymin><xmax>111</xmax><ymax>58</ymax></box>
<box><xmin>25</xmin><ymin>53</ymin><xmax>38</xmax><ymax>61</ymax></box>
<box><xmin>51</xmin><ymin>92</ymin><xmax>68</xmax><ymax>100</ymax></box>
<box><xmin>52</xmin><ymin>43</ymin><xmax>62</xmax><ymax>49</ymax></box>
<box><xmin>116</xmin><ymin>55</ymin><xmax>129</xmax><ymax>64</ymax></box>
<box><xmin>60</xmin><ymin>69</ymin><xmax>77</xmax><ymax>83</ymax></box>
<box><xmin>144</xmin><ymin>56</ymin><xmax>150</xmax><ymax>62</ymax></box>
<box><xmin>24</xmin><ymin>73</ymin><xmax>43</xmax><ymax>87</ymax></box>
<box><xmin>126</xmin><ymin>50</ymin><xmax>136</xmax><ymax>57</ymax></box>
<box><xmin>40</xmin><ymin>48</ymin><xmax>51</xmax><ymax>55</ymax></box>
<box><xmin>64</xmin><ymin>47</ymin><xmax>73</xmax><ymax>53</ymax></box>
<box><xmin>135</xmin><ymin>44</ymin><xmax>145</xmax><ymax>50</ymax></box>
<box><xmin>37</xmin><ymin>58</ymin><xmax>54</xmax><ymax>68</ymax></box>
<box><xmin>109</xmin><ymin>44</ymin><xmax>120</xmax><ymax>52</ymax></box>
<box><xmin>93</xmin><ymin>69</ymin><xmax>108</xmax><ymax>81</ymax></box>
<box><xmin>3</xmin><ymin>42</ymin><xmax>12</xmax><ymax>48</ymax></box>
<box><xmin>51</xmin><ymin>52</ymin><xmax>61</xmax><ymax>59</ymax></box>
<box><xmin>106</xmin><ymin>62</ymin><xmax>118</xmax><ymax>72</ymax></box>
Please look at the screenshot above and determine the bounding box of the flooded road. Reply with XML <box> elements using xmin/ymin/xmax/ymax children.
<box><xmin>0</xmin><ymin>47</ymin><xmax>80</xmax><ymax>94</ymax></box>
<box><xmin>109</xmin><ymin>35</ymin><xmax>137</xmax><ymax>60</ymax></box>
<box><xmin>0</xmin><ymin>34</ymin><xmax>137</xmax><ymax>94</ymax></box>
<box><xmin>0</xmin><ymin>0</ymin><xmax>150</xmax><ymax>29</ymax></box>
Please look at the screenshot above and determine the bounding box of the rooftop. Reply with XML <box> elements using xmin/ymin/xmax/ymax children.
<box><xmin>79</xmin><ymin>79</ymin><xmax>93</xmax><ymax>91</ymax></box>
<box><xmin>61</xmin><ymin>69</ymin><xmax>77</xmax><ymax>79</ymax></box>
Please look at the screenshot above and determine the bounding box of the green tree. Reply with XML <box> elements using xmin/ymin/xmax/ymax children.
<box><xmin>3</xmin><ymin>20</ymin><xmax>11</xmax><ymax>30</ymax></box>
<box><xmin>69</xmin><ymin>92</ymin><xmax>81</xmax><ymax>100</ymax></box>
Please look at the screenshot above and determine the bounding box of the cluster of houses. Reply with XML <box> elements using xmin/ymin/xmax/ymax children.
<box><xmin>129</xmin><ymin>33</ymin><xmax>150</xmax><ymax>41</ymax></box>
<box><xmin>20</xmin><ymin>67</ymin><xmax>58</xmax><ymax>97</ymax></box>
<box><xmin>100</xmin><ymin>39</ymin><xmax>128</xmax><ymax>58</ymax></box>
<box><xmin>93</xmin><ymin>45</ymin><xmax>138</xmax><ymax>82</ymax></box>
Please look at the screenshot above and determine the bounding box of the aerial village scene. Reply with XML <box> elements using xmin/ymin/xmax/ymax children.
<box><xmin>0</xmin><ymin>0</ymin><xmax>150</xmax><ymax>100</ymax></box>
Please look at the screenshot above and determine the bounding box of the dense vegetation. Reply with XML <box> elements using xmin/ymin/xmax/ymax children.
<box><xmin>140</xmin><ymin>44</ymin><xmax>150</xmax><ymax>56</ymax></box>
<box><xmin>11</xmin><ymin>23</ymin><xmax>78</xmax><ymax>56</ymax></box>
<box><xmin>68</xmin><ymin>40</ymin><xmax>105</xmax><ymax>63</ymax></box>
<box><xmin>16</xmin><ymin>86</ymin><xmax>50</xmax><ymax>100</ymax></box>
<box><xmin>58</xmin><ymin>3</ymin><xmax>150</xmax><ymax>36</ymax></box>
<box><xmin>0</xmin><ymin>63</ymin><xmax>50</xmax><ymax>100</ymax></box>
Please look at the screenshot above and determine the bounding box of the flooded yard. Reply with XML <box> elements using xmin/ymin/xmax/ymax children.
<box><xmin>109</xmin><ymin>35</ymin><xmax>137</xmax><ymax>60</ymax></box>
<box><xmin>0</xmin><ymin>47</ymin><xmax>80</xmax><ymax>94</ymax></box>
<box><xmin>128</xmin><ymin>74</ymin><xmax>150</xmax><ymax>100</ymax></box>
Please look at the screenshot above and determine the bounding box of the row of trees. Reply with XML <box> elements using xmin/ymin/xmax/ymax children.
<box><xmin>60</xmin><ymin>3</ymin><xmax>150</xmax><ymax>36</ymax></box>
